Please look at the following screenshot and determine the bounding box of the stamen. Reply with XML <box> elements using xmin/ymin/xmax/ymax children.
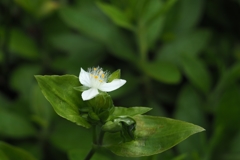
<box><xmin>101</xmin><ymin>73</ymin><xmax>105</xmax><ymax>78</ymax></box>
<box><xmin>94</xmin><ymin>75</ymin><xmax>98</xmax><ymax>79</ymax></box>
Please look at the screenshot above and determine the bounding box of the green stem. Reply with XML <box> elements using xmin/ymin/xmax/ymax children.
<box><xmin>98</xmin><ymin>130</ymin><xmax>105</xmax><ymax>146</ymax></box>
<box><xmin>84</xmin><ymin>148</ymin><xmax>96</xmax><ymax>160</ymax></box>
<box><xmin>84</xmin><ymin>125</ymin><xmax>106</xmax><ymax>160</ymax></box>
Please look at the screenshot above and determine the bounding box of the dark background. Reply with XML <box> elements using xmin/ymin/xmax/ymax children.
<box><xmin>1</xmin><ymin>0</ymin><xmax>240</xmax><ymax>159</ymax></box>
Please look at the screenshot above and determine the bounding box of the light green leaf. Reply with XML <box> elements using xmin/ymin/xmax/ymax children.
<box><xmin>108</xmin><ymin>107</ymin><xmax>152</xmax><ymax>120</ymax></box>
<box><xmin>179</xmin><ymin>54</ymin><xmax>211</xmax><ymax>94</ymax></box>
<box><xmin>9</xmin><ymin>29</ymin><xmax>39</xmax><ymax>59</ymax></box>
<box><xmin>0</xmin><ymin>109</ymin><xmax>36</xmax><ymax>138</ymax></box>
<box><xmin>0</xmin><ymin>141</ymin><xmax>37</xmax><ymax>160</ymax></box>
<box><xmin>97</xmin><ymin>2</ymin><xmax>134</xmax><ymax>30</ymax></box>
<box><xmin>108</xmin><ymin>69</ymin><xmax>121</xmax><ymax>82</ymax></box>
<box><xmin>142</xmin><ymin>61</ymin><xmax>181</xmax><ymax>84</ymax></box>
<box><xmin>35</xmin><ymin>75</ymin><xmax>91</xmax><ymax>128</ymax></box>
<box><xmin>103</xmin><ymin>115</ymin><xmax>204</xmax><ymax>157</ymax></box>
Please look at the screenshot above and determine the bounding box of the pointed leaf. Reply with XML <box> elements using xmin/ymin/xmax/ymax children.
<box><xmin>179</xmin><ymin>54</ymin><xmax>211</xmax><ymax>94</ymax></box>
<box><xmin>108</xmin><ymin>69</ymin><xmax>121</xmax><ymax>82</ymax></box>
<box><xmin>108</xmin><ymin>107</ymin><xmax>152</xmax><ymax>120</ymax></box>
<box><xmin>142</xmin><ymin>61</ymin><xmax>181</xmax><ymax>84</ymax></box>
<box><xmin>97</xmin><ymin>2</ymin><xmax>134</xmax><ymax>30</ymax></box>
<box><xmin>35</xmin><ymin>75</ymin><xmax>91</xmax><ymax>128</ymax></box>
<box><xmin>103</xmin><ymin>115</ymin><xmax>204</xmax><ymax>157</ymax></box>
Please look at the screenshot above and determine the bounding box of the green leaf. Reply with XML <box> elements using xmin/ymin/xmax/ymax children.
<box><xmin>9</xmin><ymin>29</ymin><xmax>39</xmax><ymax>59</ymax></box>
<box><xmin>174</xmin><ymin>85</ymin><xmax>206</xmax><ymax>159</ymax></box>
<box><xmin>0</xmin><ymin>109</ymin><xmax>36</xmax><ymax>138</ymax></box>
<box><xmin>59</xmin><ymin>6</ymin><xmax>136</xmax><ymax>62</ymax></box>
<box><xmin>108</xmin><ymin>69</ymin><xmax>121</xmax><ymax>82</ymax></box>
<box><xmin>35</xmin><ymin>75</ymin><xmax>91</xmax><ymax>128</ymax></box>
<box><xmin>142</xmin><ymin>61</ymin><xmax>181</xmax><ymax>84</ymax></box>
<box><xmin>30</xmin><ymin>84</ymin><xmax>53</xmax><ymax>128</ymax></box>
<box><xmin>103</xmin><ymin>115</ymin><xmax>204</xmax><ymax>157</ymax></box>
<box><xmin>179</xmin><ymin>54</ymin><xmax>211</xmax><ymax>94</ymax></box>
<box><xmin>0</xmin><ymin>141</ymin><xmax>37</xmax><ymax>160</ymax></box>
<box><xmin>73</xmin><ymin>86</ymin><xmax>89</xmax><ymax>92</ymax></box>
<box><xmin>108</xmin><ymin>107</ymin><xmax>152</xmax><ymax>120</ymax></box>
<box><xmin>59</xmin><ymin>6</ymin><xmax>113</xmax><ymax>43</ymax></box>
<box><xmin>158</xmin><ymin>29</ymin><xmax>212</xmax><ymax>62</ymax></box>
<box><xmin>176</xmin><ymin>0</ymin><xmax>204</xmax><ymax>32</ymax></box>
<box><xmin>10</xmin><ymin>65</ymin><xmax>40</xmax><ymax>100</ymax></box>
<box><xmin>97</xmin><ymin>2</ymin><xmax>134</xmax><ymax>30</ymax></box>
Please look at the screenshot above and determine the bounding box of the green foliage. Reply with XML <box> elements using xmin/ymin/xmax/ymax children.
<box><xmin>0</xmin><ymin>141</ymin><xmax>37</xmax><ymax>160</ymax></box>
<box><xmin>1</xmin><ymin>0</ymin><xmax>240</xmax><ymax>159</ymax></box>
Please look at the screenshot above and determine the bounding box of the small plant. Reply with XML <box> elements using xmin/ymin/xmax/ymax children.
<box><xmin>35</xmin><ymin>66</ymin><xmax>204</xmax><ymax>159</ymax></box>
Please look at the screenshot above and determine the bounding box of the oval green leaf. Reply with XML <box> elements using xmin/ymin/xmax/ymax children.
<box><xmin>103</xmin><ymin>115</ymin><xmax>204</xmax><ymax>157</ymax></box>
<box><xmin>35</xmin><ymin>75</ymin><xmax>91</xmax><ymax>128</ymax></box>
<box><xmin>142</xmin><ymin>61</ymin><xmax>181</xmax><ymax>84</ymax></box>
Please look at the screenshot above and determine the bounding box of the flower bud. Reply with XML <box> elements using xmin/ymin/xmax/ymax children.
<box><xmin>86</xmin><ymin>92</ymin><xmax>114</xmax><ymax>122</ymax></box>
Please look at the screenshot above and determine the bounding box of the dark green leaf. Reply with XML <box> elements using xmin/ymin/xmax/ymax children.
<box><xmin>174</xmin><ymin>85</ymin><xmax>206</xmax><ymax>159</ymax></box>
<box><xmin>50</xmin><ymin>119</ymin><xmax>91</xmax><ymax>151</ymax></box>
<box><xmin>0</xmin><ymin>141</ymin><xmax>37</xmax><ymax>160</ymax></box>
<box><xmin>9</xmin><ymin>29</ymin><xmax>39</xmax><ymax>59</ymax></box>
<box><xmin>35</xmin><ymin>75</ymin><xmax>91</xmax><ymax>128</ymax></box>
<box><xmin>10</xmin><ymin>65</ymin><xmax>41</xmax><ymax>100</ymax></box>
<box><xmin>59</xmin><ymin>6</ymin><xmax>136</xmax><ymax>62</ymax></box>
<box><xmin>104</xmin><ymin>115</ymin><xmax>204</xmax><ymax>157</ymax></box>
<box><xmin>179</xmin><ymin>54</ymin><xmax>211</xmax><ymax>94</ymax></box>
<box><xmin>59</xmin><ymin>6</ymin><xmax>113</xmax><ymax>43</ymax></box>
<box><xmin>0</xmin><ymin>109</ymin><xmax>36</xmax><ymax>138</ymax></box>
<box><xmin>108</xmin><ymin>69</ymin><xmax>121</xmax><ymax>82</ymax></box>
<box><xmin>97</xmin><ymin>2</ymin><xmax>134</xmax><ymax>30</ymax></box>
<box><xmin>176</xmin><ymin>0</ymin><xmax>204</xmax><ymax>32</ymax></box>
<box><xmin>30</xmin><ymin>84</ymin><xmax>53</xmax><ymax>128</ymax></box>
<box><xmin>158</xmin><ymin>30</ymin><xmax>212</xmax><ymax>62</ymax></box>
<box><xmin>142</xmin><ymin>61</ymin><xmax>181</xmax><ymax>84</ymax></box>
<box><xmin>108</xmin><ymin>107</ymin><xmax>152</xmax><ymax>120</ymax></box>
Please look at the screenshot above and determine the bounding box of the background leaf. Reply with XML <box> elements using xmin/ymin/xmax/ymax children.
<box><xmin>0</xmin><ymin>141</ymin><xmax>37</xmax><ymax>160</ymax></box>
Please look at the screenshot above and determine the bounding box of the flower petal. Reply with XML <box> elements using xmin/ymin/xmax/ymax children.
<box><xmin>82</xmin><ymin>88</ymin><xmax>99</xmax><ymax>101</ymax></box>
<box><xmin>79</xmin><ymin>68</ymin><xmax>91</xmax><ymax>87</ymax></box>
<box><xmin>99</xmin><ymin>79</ymin><xmax>126</xmax><ymax>92</ymax></box>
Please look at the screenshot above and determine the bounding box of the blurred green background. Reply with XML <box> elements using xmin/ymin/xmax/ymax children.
<box><xmin>1</xmin><ymin>0</ymin><xmax>240</xmax><ymax>159</ymax></box>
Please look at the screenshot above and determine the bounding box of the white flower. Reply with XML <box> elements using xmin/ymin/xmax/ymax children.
<box><xmin>79</xmin><ymin>67</ymin><xmax>126</xmax><ymax>101</ymax></box>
